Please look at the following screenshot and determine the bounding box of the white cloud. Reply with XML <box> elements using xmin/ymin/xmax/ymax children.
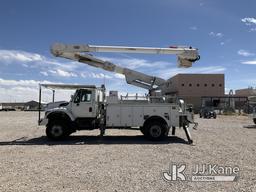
<box><xmin>0</xmin><ymin>49</ymin><xmax>84</xmax><ymax>77</ymax></box>
<box><xmin>241</xmin><ymin>17</ymin><xmax>256</xmax><ymax>25</ymax></box>
<box><xmin>92</xmin><ymin>73</ymin><xmax>111</xmax><ymax>79</ymax></box>
<box><xmin>40</xmin><ymin>71</ymin><xmax>48</xmax><ymax>76</ymax></box>
<box><xmin>241</xmin><ymin>17</ymin><xmax>256</xmax><ymax>32</ymax></box>
<box><xmin>238</xmin><ymin>50</ymin><xmax>255</xmax><ymax>57</ymax></box>
<box><xmin>241</xmin><ymin>60</ymin><xmax>256</xmax><ymax>65</ymax></box>
<box><xmin>44</xmin><ymin>60</ymin><xmax>83</xmax><ymax>71</ymax></box>
<box><xmin>114</xmin><ymin>74</ymin><xmax>125</xmax><ymax>79</ymax></box>
<box><xmin>0</xmin><ymin>50</ymin><xmax>43</xmax><ymax>63</ymax></box>
<box><xmin>0</xmin><ymin>86</ymin><xmax>74</xmax><ymax>103</ymax></box>
<box><xmin>89</xmin><ymin>73</ymin><xmax>104</xmax><ymax>79</ymax></box>
<box><xmin>0</xmin><ymin>78</ymin><xmax>52</xmax><ymax>87</ymax></box>
<box><xmin>209</xmin><ymin>32</ymin><xmax>223</xmax><ymax>38</ymax></box>
<box><xmin>220</xmin><ymin>42</ymin><xmax>225</xmax><ymax>46</ymax></box>
<box><xmin>189</xmin><ymin>26</ymin><xmax>198</xmax><ymax>30</ymax></box>
<box><xmin>157</xmin><ymin>66</ymin><xmax>226</xmax><ymax>79</ymax></box>
<box><xmin>0</xmin><ymin>49</ymin><xmax>172</xmax><ymax>80</ymax></box>
<box><xmin>0</xmin><ymin>77</ymin><xmax>143</xmax><ymax>103</ymax></box>
<box><xmin>99</xmin><ymin>57</ymin><xmax>172</xmax><ymax>70</ymax></box>
<box><xmin>0</xmin><ymin>78</ymin><xmax>50</xmax><ymax>102</ymax></box>
<box><xmin>0</xmin><ymin>78</ymin><xmax>75</xmax><ymax>102</ymax></box>
<box><xmin>49</xmin><ymin>69</ymin><xmax>77</xmax><ymax>77</ymax></box>
<box><xmin>81</xmin><ymin>72</ymin><xmax>112</xmax><ymax>79</ymax></box>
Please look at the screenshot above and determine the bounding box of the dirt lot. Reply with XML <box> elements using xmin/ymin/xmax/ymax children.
<box><xmin>0</xmin><ymin>111</ymin><xmax>255</xmax><ymax>192</ymax></box>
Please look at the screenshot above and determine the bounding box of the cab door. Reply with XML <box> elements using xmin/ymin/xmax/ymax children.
<box><xmin>71</xmin><ymin>89</ymin><xmax>96</xmax><ymax>118</ymax></box>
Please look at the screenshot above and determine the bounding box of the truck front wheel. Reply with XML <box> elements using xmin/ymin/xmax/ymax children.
<box><xmin>46</xmin><ymin>121</ymin><xmax>68</xmax><ymax>140</ymax></box>
<box><xmin>144</xmin><ymin>121</ymin><xmax>167</xmax><ymax>141</ymax></box>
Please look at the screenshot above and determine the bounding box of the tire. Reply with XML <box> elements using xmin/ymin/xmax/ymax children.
<box><xmin>46</xmin><ymin>120</ymin><xmax>68</xmax><ymax>140</ymax></box>
<box><xmin>253</xmin><ymin>118</ymin><xmax>256</xmax><ymax>124</ymax></box>
<box><xmin>144</xmin><ymin>121</ymin><xmax>167</xmax><ymax>141</ymax></box>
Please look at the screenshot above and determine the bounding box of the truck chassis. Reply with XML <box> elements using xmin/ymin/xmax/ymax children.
<box><xmin>38</xmin><ymin>84</ymin><xmax>194</xmax><ymax>144</ymax></box>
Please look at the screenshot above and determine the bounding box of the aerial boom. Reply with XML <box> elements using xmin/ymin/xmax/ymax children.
<box><xmin>52</xmin><ymin>43</ymin><xmax>197</xmax><ymax>55</ymax></box>
<box><xmin>51</xmin><ymin>43</ymin><xmax>200</xmax><ymax>68</ymax></box>
<box><xmin>55</xmin><ymin>51</ymin><xmax>165</xmax><ymax>90</ymax></box>
<box><xmin>51</xmin><ymin>43</ymin><xmax>200</xmax><ymax>91</ymax></box>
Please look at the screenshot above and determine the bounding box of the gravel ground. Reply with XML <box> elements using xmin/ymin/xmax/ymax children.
<box><xmin>0</xmin><ymin>111</ymin><xmax>255</xmax><ymax>192</ymax></box>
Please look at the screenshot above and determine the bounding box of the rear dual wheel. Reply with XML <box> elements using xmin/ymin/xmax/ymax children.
<box><xmin>142</xmin><ymin>121</ymin><xmax>168</xmax><ymax>141</ymax></box>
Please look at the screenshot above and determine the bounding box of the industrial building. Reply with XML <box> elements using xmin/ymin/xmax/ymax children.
<box><xmin>0</xmin><ymin>100</ymin><xmax>40</xmax><ymax>111</ymax></box>
<box><xmin>167</xmin><ymin>74</ymin><xmax>225</xmax><ymax>111</ymax></box>
<box><xmin>166</xmin><ymin>74</ymin><xmax>253</xmax><ymax>113</ymax></box>
<box><xmin>235</xmin><ymin>87</ymin><xmax>256</xmax><ymax>97</ymax></box>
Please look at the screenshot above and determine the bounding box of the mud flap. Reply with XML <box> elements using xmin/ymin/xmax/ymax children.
<box><xmin>172</xmin><ymin>126</ymin><xmax>176</xmax><ymax>135</ymax></box>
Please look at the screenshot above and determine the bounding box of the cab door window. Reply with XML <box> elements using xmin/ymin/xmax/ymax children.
<box><xmin>80</xmin><ymin>90</ymin><xmax>92</xmax><ymax>102</ymax></box>
<box><xmin>74</xmin><ymin>89</ymin><xmax>92</xmax><ymax>103</ymax></box>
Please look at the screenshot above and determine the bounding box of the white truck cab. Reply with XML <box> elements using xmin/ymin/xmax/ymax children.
<box><xmin>72</xmin><ymin>89</ymin><xmax>97</xmax><ymax>118</ymax></box>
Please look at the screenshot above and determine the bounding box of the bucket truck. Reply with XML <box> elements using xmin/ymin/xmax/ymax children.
<box><xmin>38</xmin><ymin>43</ymin><xmax>200</xmax><ymax>144</ymax></box>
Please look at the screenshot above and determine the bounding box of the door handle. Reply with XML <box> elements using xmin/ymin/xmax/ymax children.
<box><xmin>89</xmin><ymin>107</ymin><xmax>92</xmax><ymax>112</ymax></box>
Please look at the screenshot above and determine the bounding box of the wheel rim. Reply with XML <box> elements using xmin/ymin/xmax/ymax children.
<box><xmin>51</xmin><ymin>125</ymin><xmax>63</xmax><ymax>137</ymax></box>
<box><xmin>149</xmin><ymin>125</ymin><xmax>162</xmax><ymax>138</ymax></box>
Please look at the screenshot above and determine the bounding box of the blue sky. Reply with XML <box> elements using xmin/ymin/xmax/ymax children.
<box><xmin>0</xmin><ymin>0</ymin><xmax>256</xmax><ymax>102</ymax></box>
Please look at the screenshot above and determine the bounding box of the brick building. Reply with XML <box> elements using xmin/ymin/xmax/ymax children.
<box><xmin>166</xmin><ymin>74</ymin><xmax>225</xmax><ymax>110</ymax></box>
